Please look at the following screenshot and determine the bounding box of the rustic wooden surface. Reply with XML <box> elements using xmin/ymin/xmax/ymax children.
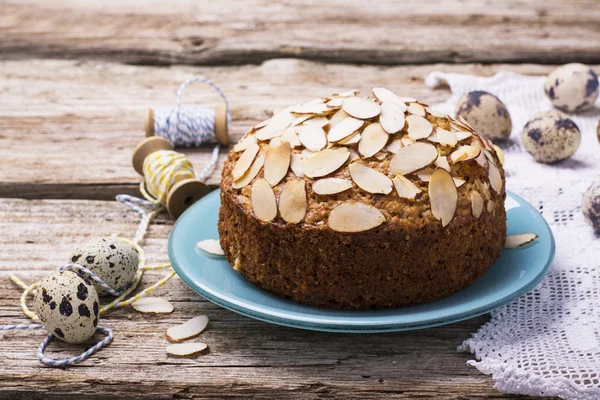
<box><xmin>1</xmin><ymin>0</ymin><xmax>590</xmax><ymax>398</ymax></box>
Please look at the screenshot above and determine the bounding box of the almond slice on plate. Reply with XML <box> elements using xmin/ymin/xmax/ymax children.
<box><xmin>279</xmin><ymin>179</ymin><xmax>307</xmax><ymax>223</ymax></box>
<box><xmin>436</xmin><ymin>128</ymin><xmax>458</xmax><ymax>147</ymax></box>
<box><xmin>385</xmin><ymin>138</ymin><xmax>403</xmax><ymax>154</ymax></box>
<box><xmin>349</xmin><ymin>162</ymin><xmax>393</xmax><ymax>194</ymax></box>
<box><xmin>341</xmin><ymin>97</ymin><xmax>381</xmax><ymax>120</ymax></box>
<box><xmin>290</xmin><ymin>153</ymin><xmax>305</xmax><ymax>178</ymax></box>
<box><xmin>251</xmin><ymin>178</ymin><xmax>278</xmax><ymax>221</ymax></box>
<box><xmin>312</xmin><ymin>178</ymin><xmax>353</xmax><ymax>195</ymax></box>
<box><xmin>264</xmin><ymin>141</ymin><xmax>291</xmax><ymax>186</ymax></box>
<box><xmin>429</xmin><ymin>169</ymin><xmax>457</xmax><ymax>227</ymax></box>
<box><xmin>406</xmin><ymin>115</ymin><xmax>433</xmax><ymax>140</ymax></box>
<box><xmin>166</xmin><ymin>342</ymin><xmax>208</xmax><ymax>358</ymax></box>
<box><xmin>166</xmin><ymin>316</ymin><xmax>209</xmax><ymax>342</ymax></box>
<box><xmin>328</xmin><ymin>117</ymin><xmax>364</xmax><ymax>142</ymax></box>
<box><xmin>488</xmin><ymin>162</ymin><xmax>503</xmax><ymax>194</ymax></box>
<box><xmin>132</xmin><ymin>297</ymin><xmax>174</xmax><ymax>314</ymax></box>
<box><xmin>337</xmin><ymin>131</ymin><xmax>361</xmax><ymax>145</ymax></box>
<box><xmin>380</xmin><ymin>103</ymin><xmax>406</xmax><ymax>134</ymax></box>
<box><xmin>196</xmin><ymin>239</ymin><xmax>224</xmax><ymax>256</ymax></box>
<box><xmin>328</xmin><ymin>109</ymin><xmax>351</xmax><ymax>128</ymax></box>
<box><xmin>505</xmin><ymin>233</ymin><xmax>538</xmax><ymax>249</ymax></box>
<box><xmin>233</xmin><ymin>136</ymin><xmax>258</xmax><ymax>153</ymax></box>
<box><xmin>297</xmin><ymin>125</ymin><xmax>327</xmax><ymax>152</ymax></box>
<box><xmin>434</xmin><ymin>154</ymin><xmax>451</xmax><ymax>172</ymax></box>
<box><xmin>232</xmin><ymin>142</ymin><xmax>260</xmax><ymax>180</ymax></box>
<box><xmin>328</xmin><ymin>202</ymin><xmax>386</xmax><ymax>232</ymax></box>
<box><xmin>290</xmin><ymin>115</ymin><xmax>311</xmax><ymax>127</ymax></box>
<box><xmin>406</xmin><ymin>103</ymin><xmax>426</xmax><ymax>117</ymax></box>
<box><xmin>255</xmin><ymin>110</ymin><xmax>295</xmax><ymax>140</ymax></box>
<box><xmin>358</xmin><ymin>122</ymin><xmax>389</xmax><ymax>158</ymax></box>
<box><xmin>372</xmin><ymin>87</ymin><xmax>408</xmax><ymax>111</ymax></box>
<box><xmin>302</xmin><ymin>147</ymin><xmax>350</xmax><ymax>178</ymax></box>
<box><xmin>449</xmin><ymin>145</ymin><xmax>481</xmax><ymax>163</ymax></box>
<box><xmin>232</xmin><ymin>153</ymin><xmax>264</xmax><ymax>189</ymax></box>
<box><xmin>471</xmin><ymin>191</ymin><xmax>484</xmax><ymax>218</ymax></box>
<box><xmin>389</xmin><ymin>142</ymin><xmax>438</xmax><ymax>175</ymax></box>
<box><xmin>393</xmin><ymin>175</ymin><xmax>421</xmax><ymax>200</ymax></box>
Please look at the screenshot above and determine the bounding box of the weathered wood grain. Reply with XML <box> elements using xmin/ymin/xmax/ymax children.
<box><xmin>1</xmin><ymin>0</ymin><xmax>600</xmax><ymax>66</ymax></box>
<box><xmin>0</xmin><ymin>59</ymin><xmax>587</xmax><ymax>199</ymax></box>
<box><xmin>0</xmin><ymin>198</ymin><xmax>551</xmax><ymax>399</ymax></box>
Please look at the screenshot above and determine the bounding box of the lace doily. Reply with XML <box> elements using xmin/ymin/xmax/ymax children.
<box><xmin>425</xmin><ymin>71</ymin><xmax>600</xmax><ymax>399</ymax></box>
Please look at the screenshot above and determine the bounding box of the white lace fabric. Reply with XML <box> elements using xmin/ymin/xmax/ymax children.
<box><xmin>425</xmin><ymin>71</ymin><xmax>600</xmax><ymax>399</ymax></box>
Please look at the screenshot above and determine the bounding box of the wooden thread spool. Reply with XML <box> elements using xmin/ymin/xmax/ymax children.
<box><xmin>132</xmin><ymin>137</ymin><xmax>211</xmax><ymax>218</ymax></box>
<box><xmin>144</xmin><ymin>104</ymin><xmax>229</xmax><ymax>146</ymax></box>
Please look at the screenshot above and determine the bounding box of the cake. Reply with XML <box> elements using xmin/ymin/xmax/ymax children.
<box><xmin>218</xmin><ymin>88</ymin><xmax>506</xmax><ymax>310</ymax></box>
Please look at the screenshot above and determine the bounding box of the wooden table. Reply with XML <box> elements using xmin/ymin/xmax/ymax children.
<box><xmin>2</xmin><ymin>1</ymin><xmax>598</xmax><ymax>398</ymax></box>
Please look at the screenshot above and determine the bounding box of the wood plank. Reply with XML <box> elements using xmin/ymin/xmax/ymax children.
<box><xmin>0</xmin><ymin>59</ymin><xmax>585</xmax><ymax>199</ymax></box>
<box><xmin>0</xmin><ymin>197</ymin><xmax>551</xmax><ymax>399</ymax></box>
<box><xmin>1</xmin><ymin>0</ymin><xmax>600</xmax><ymax>66</ymax></box>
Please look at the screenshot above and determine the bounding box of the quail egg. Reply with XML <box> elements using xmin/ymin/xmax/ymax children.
<box><xmin>521</xmin><ymin>110</ymin><xmax>580</xmax><ymax>163</ymax></box>
<box><xmin>455</xmin><ymin>91</ymin><xmax>512</xmax><ymax>141</ymax></box>
<box><xmin>583</xmin><ymin>181</ymin><xmax>600</xmax><ymax>234</ymax></box>
<box><xmin>34</xmin><ymin>270</ymin><xmax>99</xmax><ymax>344</ymax></box>
<box><xmin>70</xmin><ymin>238</ymin><xmax>139</xmax><ymax>296</ymax></box>
<box><xmin>545</xmin><ymin>63</ymin><xmax>599</xmax><ymax>113</ymax></box>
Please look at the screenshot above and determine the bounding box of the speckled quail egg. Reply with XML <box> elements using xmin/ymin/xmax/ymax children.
<box><xmin>70</xmin><ymin>238</ymin><xmax>139</xmax><ymax>296</ymax></box>
<box><xmin>455</xmin><ymin>91</ymin><xmax>512</xmax><ymax>141</ymax></box>
<box><xmin>583</xmin><ymin>181</ymin><xmax>600</xmax><ymax>234</ymax></box>
<box><xmin>34</xmin><ymin>270</ymin><xmax>99</xmax><ymax>344</ymax></box>
<box><xmin>545</xmin><ymin>63</ymin><xmax>599</xmax><ymax>113</ymax></box>
<box><xmin>521</xmin><ymin>110</ymin><xmax>580</xmax><ymax>163</ymax></box>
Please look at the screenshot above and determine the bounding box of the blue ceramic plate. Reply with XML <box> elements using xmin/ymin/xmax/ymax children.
<box><xmin>169</xmin><ymin>190</ymin><xmax>555</xmax><ymax>333</ymax></box>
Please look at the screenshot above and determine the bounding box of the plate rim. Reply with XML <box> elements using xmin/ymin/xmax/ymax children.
<box><xmin>168</xmin><ymin>189</ymin><xmax>555</xmax><ymax>333</ymax></box>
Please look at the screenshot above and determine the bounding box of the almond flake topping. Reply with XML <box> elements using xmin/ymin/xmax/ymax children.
<box><xmin>488</xmin><ymin>162</ymin><xmax>503</xmax><ymax>194</ymax></box>
<box><xmin>232</xmin><ymin>142</ymin><xmax>260</xmax><ymax>180</ymax></box>
<box><xmin>385</xmin><ymin>138</ymin><xmax>403</xmax><ymax>154</ymax></box>
<box><xmin>436</xmin><ymin>128</ymin><xmax>458</xmax><ymax>147</ymax></box>
<box><xmin>493</xmin><ymin>144</ymin><xmax>505</xmax><ymax>165</ymax></box>
<box><xmin>406</xmin><ymin>102</ymin><xmax>426</xmax><ymax>117</ymax></box>
<box><xmin>288</xmin><ymin>102</ymin><xmax>337</xmax><ymax>115</ymax></box>
<box><xmin>449</xmin><ymin>145</ymin><xmax>481</xmax><ymax>163</ymax></box>
<box><xmin>337</xmin><ymin>131</ymin><xmax>361</xmax><ymax>145</ymax></box>
<box><xmin>297</xmin><ymin>125</ymin><xmax>327</xmax><ymax>152</ymax></box>
<box><xmin>251</xmin><ymin>178</ymin><xmax>277</xmax><ymax>222</ymax></box>
<box><xmin>471</xmin><ymin>191</ymin><xmax>484</xmax><ymax>218</ymax></box>
<box><xmin>290</xmin><ymin>153</ymin><xmax>305</xmax><ymax>178</ymax></box>
<box><xmin>328</xmin><ymin>109</ymin><xmax>351</xmax><ymax>128</ymax></box>
<box><xmin>401</xmin><ymin>136</ymin><xmax>415</xmax><ymax>147</ymax></box>
<box><xmin>304</xmin><ymin>117</ymin><xmax>330</xmax><ymax>128</ymax></box>
<box><xmin>372</xmin><ymin>87</ymin><xmax>408</xmax><ymax>111</ymax></box>
<box><xmin>393</xmin><ymin>175</ymin><xmax>421</xmax><ymax>200</ymax></box>
<box><xmin>328</xmin><ymin>117</ymin><xmax>364</xmax><ymax>142</ymax></box>
<box><xmin>505</xmin><ymin>233</ymin><xmax>538</xmax><ymax>249</ymax></box>
<box><xmin>389</xmin><ymin>142</ymin><xmax>438</xmax><ymax>175</ymax></box>
<box><xmin>264</xmin><ymin>141</ymin><xmax>291</xmax><ymax>186</ymax></box>
<box><xmin>312</xmin><ymin>178</ymin><xmax>353</xmax><ymax>195</ymax></box>
<box><xmin>341</xmin><ymin>96</ymin><xmax>381</xmax><ymax>120</ymax></box>
<box><xmin>358</xmin><ymin>122</ymin><xmax>389</xmax><ymax>158</ymax></box>
<box><xmin>453</xmin><ymin>178</ymin><xmax>466</xmax><ymax>188</ymax></box>
<box><xmin>232</xmin><ymin>153</ymin><xmax>264</xmax><ymax>189</ymax></box>
<box><xmin>455</xmin><ymin>131</ymin><xmax>472</xmax><ymax>141</ymax></box>
<box><xmin>328</xmin><ymin>202</ymin><xmax>386</xmax><ymax>233</ymax></box>
<box><xmin>434</xmin><ymin>154</ymin><xmax>451</xmax><ymax>172</ymax></box>
<box><xmin>406</xmin><ymin>115</ymin><xmax>433</xmax><ymax>140</ymax></box>
<box><xmin>255</xmin><ymin>110</ymin><xmax>295</xmax><ymax>140</ymax></box>
<box><xmin>380</xmin><ymin>102</ymin><xmax>406</xmax><ymax>134</ymax></box>
<box><xmin>302</xmin><ymin>147</ymin><xmax>350</xmax><ymax>178</ymax></box>
<box><xmin>349</xmin><ymin>162</ymin><xmax>393</xmax><ymax>194</ymax></box>
<box><xmin>281</xmin><ymin>127</ymin><xmax>301</xmax><ymax>148</ymax></box>
<box><xmin>233</xmin><ymin>136</ymin><xmax>258</xmax><ymax>153</ymax></box>
<box><xmin>429</xmin><ymin>169</ymin><xmax>457</xmax><ymax>227</ymax></box>
<box><xmin>279</xmin><ymin>179</ymin><xmax>307</xmax><ymax>223</ymax></box>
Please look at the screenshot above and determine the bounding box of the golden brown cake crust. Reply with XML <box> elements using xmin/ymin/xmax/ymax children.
<box><xmin>218</xmin><ymin>89</ymin><xmax>507</xmax><ymax>309</ymax></box>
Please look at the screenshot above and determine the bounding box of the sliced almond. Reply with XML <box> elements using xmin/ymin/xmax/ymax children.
<box><xmin>393</xmin><ymin>175</ymin><xmax>421</xmax><ymax>200</ymax></box>
<box><xmin>233</xmin><ymin>136</ymin><xmax>258</xmax><ymax>153</ymax></box>
<box><xmin>252</xmin><ymin>117</ymin><xmax>270</xmax><ymax>131</ymax></box>
<box><xmin>372</xmin><ymin>87</ymin><xmax>408</xmax><ymax>111</ymax></box>
<box><xmin>304</xmin><ymin>117</ymin><xmax>330</xmax><ymax>128</ymax></box>
<box><xmin>269</xmin><ymin>137</ymin><xmax>282</xmax><ymax>147</ymax></box>
<box><xmin>328</xmin><ymin>202</ymin><xmax>385</xmax><ymax>232</ymax></box>
<box><xmin>166</xmin><ymin>342</ymin><xmax>208</xmax><ymax>358</ymax></box>
<box><xmin>436</xmin><ymin>128</ymin><xmax>458</xmax><ymax>147</ymax></box>
<box><xmin>328</xmin><ymin>109</ymin><xmax>351</xmax><ymax>128</ymax></box>
<box><xmin>341</xmin><ymin>97</ymin><xmax>381</xmax><ymax>120</ymax></box>
<box><xmin>426</xmin><ymin>107</ymin><xmax>446</xmax><ymax>118</ymax></box>
<box><xmin>406</xmin><ymin>115</ymin><xmax>433</xmax><ymax>140</ymax></box>
<box><xmin>380</xmin><ymin>102</ymin><xmax>406</xmax><ymax>134</ymax></box>
<box><xmin>232</xmin><ymin>153</ymin><xmax>265</xmax><ymax>189</ymax></box>
<box><xmin>280</xmin><ymin>127</ymin><xmax>301</xmax><ymax>148</ymax></box>
<box><xmin>349</xmin><ymin>163</ymin><xmax>392</xmax><ymax>194</ymax></box>
<box><xmin>374</xmin><ymin>151</ymin><xmax>388</xmax><ymax>161</ymax></box>
<box><xmin>449</xmin><ymin>145</ymin><xmax>481</xmax><ymax>164</ymax></box>
<box><xmin>505</xmin><ymin>233</ymin><xmax>538</xmax><ymax>249</ymax></box>
<box><xmin>429</xmin><ymin>169</ymin><xmax>457</xmax><ymax>227</ymax></box>
<box><xmin>312</xmin><ymin>178</ymin><xmax>353</xmax><ymax>195</ymax></box>
<box><xmin>406</xmin><ymin>103</ymin><xmax>426</xmax><ymax>117</ymax></box>
<box><xmin>132</xmin><ymin>297</ymin><xmax>174</xmax><ymax>314</ymax></box>
<box><xmin>400</xmin><ymin>96</ymin><xmax>417</xmax><ymax>103</ymax></box>
<box><xmin>389</xmin><ymin>142</ymin><xmax>438</xmax><ymax>175</ymax></box>
<box><xmin>401</xmin><ymin>136</ymin><xmax>415</xmax><ymax>147</ymax></box>
<box><xmin>488</xmin><ymin>162</ymin><xmax>503</xmax><ymax>194</ymax></box>
<box><xmin>302</xmin><ymin>147</ymin><xmax>350</xmax><ymax>178</ymax></box>
<box><xmin>487</xmin><ymin>200</ymin><xmax>496</xmax><ymax>213</ymax></box>
<box><xmin>166</xmin><ymin>316</ymin><xmax>209</xmax><ymax>342</ymax></box>
<box><xmin>358</xmin><ymin>123</ymin><xmax>389</xmax><ymax>158</ymax></box>
<box><xmin>453</xmin><ymin>178</ymin><xmax>466</xmax><ymax>188</ymax></box>
<box><xmin>288</xmin><ymin>102</ymin><xmax>336</xmax><ymax>115</ymax></box>
<box><xmin>385</xmin><ymin>138</ymin><xmax>403</xmax><ymax>154</ymax></box>
<box><xmin>251</xmin><ymin>178</ymin><xmax>277</xmax><ymax>222</ymax></box>
<box><xmin>264</xmin><ymin>141</ymin><xmax>291</xmax><ymax>186</ymax></box>
<box><xmin>328</xmin><ymin>117</ymin><xmax>364</xmax><ymax>142</ymax></box>
<box><xmin>290</xmin><ymin>153</ymin><xmax>305</xmax><ymax>178</ymax></box>
<box><xmin>455</xmin><ymin>131</ymin><xmax>472</xmax><ymax>141</ymax></box>
<box><xmin>326</xmin><ymin>97</ymin><xmax>344</xmax><ymax>108</ymax></box>
<box><xmin>196</xmin><ymin>239</ymin><xmax>224</xmax><ymax>256</ymax></box>
<box><xmin>232</xmin><ymin>142</ymin><xmax>260</xmax><ymax>180</ymax></box>
<box><xmin>332</xmin><ymin>89</ymin><xmax>360</xmax><ymax>98</ymax></box>
<box><xmin>349</xmin><ymin>149</ymin><xmax>360</xmax><ymax>161</ymax></box>
<box><xmin>475</xmin><ymin>151</ymin><xmax>488</xmax><ymax>167</ymax></box>
<box><xmin>416</xmin><ymin>167</ymin><xmax>434</xmax><ymax>182</ymax></box>
<box><xmin>475</xmin><ymin>179</ymin><xmax>491</xmax><ymax>198</ymax></box>
<box><xmin>278</xmin><ymin>179</ymin><xmax>307</xmax><ymax>223</ymax></box>
<box><xmin>434</xmin><ymin>154</ymin><xmax>451</xmax><ymax>172</ymax></box>
<box><xmin>290</xmin><ymin>115</ymin><xmax>311</xmax><ymax>127</ymax></box>
<box><xmin>337</xmin><ymin>131</ymin><xmax>361</xmax><ymax>145</ymax></box>
<box><xmin>493</xmin><ymin>144</ymin><xmax>505</xmax><ymax>165</ymax></box>
<box><xmin>471</xmin><ymin>191</ymin><xmax>484</xmax><ymax>218</ymax></box>
<box><xmin>255</xmin><ymin>110</ymin><xmax>295</xmax><ymax>140</ymax></box>
<box><xmin>297</xmin><ymin>125</ymin><xmax>327</xmax><ymax>152</ymax></box>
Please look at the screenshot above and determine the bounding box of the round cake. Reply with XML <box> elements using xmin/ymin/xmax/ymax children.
<box><xmin>218</xmin><ymin>88</ymin><xmax>506</xmax><ymax>310</ymax></box>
